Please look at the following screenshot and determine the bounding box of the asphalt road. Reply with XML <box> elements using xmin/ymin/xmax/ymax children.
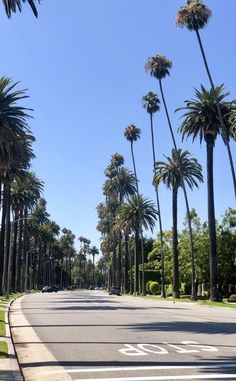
<box><xmin>10</xmin><ymin>290</ymin><xmax>236</xmax><ymax>381</ymax></box>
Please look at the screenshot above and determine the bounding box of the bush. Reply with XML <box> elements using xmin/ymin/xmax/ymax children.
<box><xmin>165</xmin><ymin>283</ymin><xmax>173</xmax><ymax>297</ymax></box>
<box><xmin>149</xmin><ymin>281</ymin><xmax>160</xmax><ymax>295</ymax></box>
<box><xmin>146</xmin><ymin>280</ymin><xmax>153</xmax><ymax>294</ymax></box>
<box><xmin>227</xmin><ymin>294</ymin><xmax>236</xmax><ymax>303</ymax></box>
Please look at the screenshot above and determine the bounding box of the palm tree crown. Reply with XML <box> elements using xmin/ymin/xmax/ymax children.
<box><xmin>124</xmin><ymin>124</ymin><xmax>141</xmax><ymax>143</ymax></box>
<box><xmin>142</xmin><ymin>92</ymin><xmax>160</xmax><ymax>115</ymax></box>
<box><xmin>117</xmin><ymin>195</ymin><xmax>158</xmax><ymax>233</ymax></box>
<box><xmin>154</xmin><ymin>149</ymin><xmax>203</xmax><ymax>191</ymax></box>
<box><xmin>177</xmin><ymin>84</ymin><xmax>236</xmax><ymax>143</ymax></box>
<box><xmin>145</xmin><ymin>54</ymin><xmax>172</xmax><ymax>80</ymax></box>
<box><xmin>2</xmin><ymin>0</ymin><xmax>40</xmax><ymax>17</ymax></box>
<box><xmin>176</xmin><ymin>0</ymin><xmax>212</xmax><ymax>31</ymax></box>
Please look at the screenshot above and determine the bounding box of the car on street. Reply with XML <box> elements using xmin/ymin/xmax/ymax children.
<box><xmin>109</xmin><ymin>286</ymin><xmax>121</xmax><ymax>296</ymax></box>
<box><xmin>41</xmin><ymin>286</ymin><xmax>58</xmax><ymax>293</ymax></box>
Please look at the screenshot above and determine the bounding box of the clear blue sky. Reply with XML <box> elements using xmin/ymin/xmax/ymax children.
<box><xmin>1</xmin><ymin>0</ymin><xmax>235</xmax><ymax>252</ymax></box>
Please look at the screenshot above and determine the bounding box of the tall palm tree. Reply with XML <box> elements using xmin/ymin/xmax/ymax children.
<box><xmin>117</xmin><ymin>194</ymin><xmax>158</xmax><ymax>295</ymax></box>
<box><xmin>176</xmin><ymin>0</ymin><xmax>236</xmax><ymax>197</ymax></box>
<box><xmin>154</xmin><ymin>149</ymin><xmax>203</xmax><ymax>298</ymax></box>
<box><xmin>142</xmin><ymin>91</ymin><xmax>166</xmax><ymax>297</ymax></box>
<box><xmin>0</xmin><ymin>77</ymin><xmax>34</xmax><ymax>294</ymax></box>
<box><xmin>177</xmin><ymin>84</ymin><xmax>236</xmax><ymax>301</ymax></box>
<box><xmin>90</xmin><ymin>246</ymin><xmax>99</xmax><ymax>285</ymax></box>
<box><xmin>124</xmin><ymin>124</ymin><xmax>146</xmax><ymax>295</ymax></box>
<box><xmin>2</xmin><ymin>0</ymin><xmax>40</xmax><ymax>17</ymax></box>
<box><xmin>145</xmin><ymin>55</ymin><xmax>198</xmax><ymax>300</ymax></box>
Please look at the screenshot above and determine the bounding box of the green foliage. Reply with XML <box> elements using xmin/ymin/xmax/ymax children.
<box><xmin>146</xmin><ymin>280</ymin><xmax>153</xmax><ymax>294</ymax></box>
<box><xmin>0</xmin><ymin>310</ymin><xmax>5</xmax><ymax>337</ymax></box>
<box><xmin>0</xmin><ymin>341</ymin><xmax>8</xmax><ymax>358</ymax></box>
<box><xmin>165</xmin><ymin>284</ymin><xmax>173</xmax><ymax>297</ymax></box>
<box><xmin>149</xmin><ymin>281</ymin><xmax>160</xmax><ymax>295</ymax></box>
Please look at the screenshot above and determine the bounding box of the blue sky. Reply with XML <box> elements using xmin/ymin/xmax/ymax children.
<box><xmin>1</xmin><ymin>0</ymin><xmax>235</xmax><ymax>251</ymax></box>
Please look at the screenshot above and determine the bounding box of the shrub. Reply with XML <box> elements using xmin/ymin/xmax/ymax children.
<box><xmin>165</xmin><ymin>283</ymin><xmax>173</xmax><ymax>297</ymax></box>
<box><xmin>146</xmin><ymin>280</ymin><xmax>153</xmax><ymax>294</ymax></box>
<box><xmin>227</xmin><ymin>294</ymin><xmax>236</xmax><ymax>303</ymax></box>
<box><xmin>149</xmin><ymin>281</ymin><xmax>159</xmax><ymax>295</ymax></box>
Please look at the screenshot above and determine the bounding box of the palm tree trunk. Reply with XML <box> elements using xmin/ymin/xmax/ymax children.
<box><xmin>92</xmin><ymin>254</ymin><xmax>95</xmax><ymax>285</ymax></box>
<box><xmin>195</xmin><ymin>29</ymin><xmax>236</xmax><ymax>198</ymax></box>
<box><xmin>172</xmin><ymin>187</ymin><xmax>179</xmax><ymax>298</ymax></box>
<box><xmin>2</xmin><ymin>183</ymin><xmax>11</xmax><ymax>295</ymax></box>
<box><xmin>124</xmin><ymin>233</ymin><xmax>129</xmax><ymax>293</ymax></box>
<box><xmin>11</xmin><ymin>211</ymin><xmax>19</xmax><ymax>292</ymax></box>
<box><xmin>150</xmin><ymin>113</ymin><xmax>166</xmax><ymax>297</ymax></box>
<box><xmin>0</xmin><ymin>184</ymin><xmax>8</xmax><ymax>294</ymax></box>
<box><xmin>16</xmin><ymin>210</ymin><xmax>24</xmax><ymax>292</ymax></box>
<box><xmin>134</xmin><ymin>230</ymin><xmax>139</xmax><ymax>295</ymax></box>
<box><xmin>159</xmin><ymin>79</ymin><xmax>197</xmax><ymax>300</ymax></box>
<box><xmin>205</xmin><ymin>134</ymin><xmax>220</xmax><ymax>301</ymax></box>
<box><xmin>130</xmin><ymin>142</ymin><xmax>145</xmax><ymax>295</ymax></box>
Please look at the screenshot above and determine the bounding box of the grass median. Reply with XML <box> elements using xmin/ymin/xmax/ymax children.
<box><xmin>140</xmin><ymin>294</ymin><xmax>236</xmax><ymax>308</ymax></box>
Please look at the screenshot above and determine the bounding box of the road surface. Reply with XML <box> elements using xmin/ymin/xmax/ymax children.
<box><xmin>10</xmin><ymin>290</ymin><xmax>236</xmax><ymax>381</ymax></box>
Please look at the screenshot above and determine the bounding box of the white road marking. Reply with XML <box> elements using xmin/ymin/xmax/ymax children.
<box><xmin>72</xmin><ymin>375</ymin><xmax>236</xmax><ymax>381</ymax></box>
<box><xmin>39</xmin><ymin>363</ymin><xmax>236</xmax><ymax>375</ymax></box>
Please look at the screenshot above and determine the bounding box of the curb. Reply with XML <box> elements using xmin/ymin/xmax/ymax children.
<box><xmin>5</xmin><ymin>296</ymin><xmax>25</xmax><ymax>381</ymax></box>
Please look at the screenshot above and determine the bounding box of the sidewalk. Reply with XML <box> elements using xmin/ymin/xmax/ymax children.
<box><xmin>0</xmin><ymin>300</ymin><xmax>24</xmax><ymax>381</ymax></box>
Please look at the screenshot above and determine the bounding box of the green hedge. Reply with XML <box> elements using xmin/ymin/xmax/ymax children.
<box><xmin>149</xmin><ymin>282</ymin><xmax>160</xmax><ymax>295</ymax></box>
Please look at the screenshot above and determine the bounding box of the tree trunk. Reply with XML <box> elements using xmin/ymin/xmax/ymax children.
<box><xmin>2</xmin><ymin>183</ymin><xmax>11</xmax><ymax>295</ymax></box>
<box><xmin>0</xmin><ymin>183</ymin><xmax>8</xmax><ymax>294</ymax></box>
<box><xmin>150</xmin><ymin>113</ymin><xmax>166</xmax><ymax>297</ymax></box>
<box><xmin>172</xmin><ymin>187</ymin><xmax>179</xmax><ymax>298</ymax></box>
<box><xmin>159</xmin><ymin>79</ymin><xmax>196</xmax><ymax>300</ymax></box>
<box><xmin>130</xmin><ymin>142</ymin><xmax>145</xmax><ymax>295</ymax></box>
<box><xmin>205</xmin><ymin>134</ymin><xmax>220</xmax><ymax>301</ymax></box>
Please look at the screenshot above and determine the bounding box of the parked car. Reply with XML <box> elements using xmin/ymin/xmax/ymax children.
<box><xmin>41</xmin><ymin>286</ymin><xmax>58</xmax><ymax>293</ymax></box>
<box><xmin>109</xmin><ymin>286</ymin><xmax>121</xmax><ymax>296</ymax></box>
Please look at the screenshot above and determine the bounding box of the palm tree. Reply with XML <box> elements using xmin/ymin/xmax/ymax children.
<box><xmin>145</xmin><ymin>55</ymin><xmax>199</xmax><ymax>300</ymax></box>
<box><xmin>177</xmin><ymin>84</ymin><xmax>236</xmax><ymax>301</ymax></box>
<box><xmin>154</xmin><ymin>149</ymin><xmax>203</xmax><ymax>298</ymax></box>
<box><xmin>117</xmin><ymin>195</ymin><xmax>158</xmax><ymax>295</ymax></box>
<box><xmin>176</xmin><ymin>0</ymin><xmax>236</xmax><ymax>196</ymax></box>
<box><xmin>124</xmin><ymin>124</ymin><xmax>146</xmax><ymax>295</ymax></box>
<box><xmin>0</xmin><ymin>77</ymin><xmax>34</xmax><ymax>294</ymax></box>
<box><xmin>142</xmin><ymin>91</ymin><xmax>166</xmax><ymax>297</ymax></box>
<box><xmin>11</xmin><ymin>171</ymin><xmax>44</xmax><ymax>292</ymax></box>
<box><xmin>2</xmin><ymin>0</ymin><xmax>40</xmax><ymax>17</ymax></box>
<box><xmin>90</xmin><ymin>246</ymin><xmax>99</xmax><ymax>285</ymax></box>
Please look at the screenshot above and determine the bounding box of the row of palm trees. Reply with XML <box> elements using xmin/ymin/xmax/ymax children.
<box><xmin>0</xmin><ymin>75</ymin><xmax>100</xmax><ymax>295</ymax></box>
<box><xmin>97</xmin><ymin>0</ymin><xmax>235</xmax><ymax>301</ymax></box>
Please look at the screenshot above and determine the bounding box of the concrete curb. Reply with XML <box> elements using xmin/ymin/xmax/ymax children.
<box><xmin>0</xmin><ymin>296</ymin><xmax>24</xmax><ymax>381</ymax></box>
<box><xmin>8</xmin><ymin>297</ymin><xmax>25</xmax><ymax>381</ymax></box>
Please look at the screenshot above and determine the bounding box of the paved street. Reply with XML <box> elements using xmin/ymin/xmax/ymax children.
<box><xmin>9</xmin><ymin>291</ymin><xmax>236</xmax><ymax>381</ymax></box>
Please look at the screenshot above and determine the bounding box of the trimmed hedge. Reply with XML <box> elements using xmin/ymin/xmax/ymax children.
<box><xmin>149</xmin><ymin>281</ymin><xmax>160</xmax><ymax>295</ymax></box>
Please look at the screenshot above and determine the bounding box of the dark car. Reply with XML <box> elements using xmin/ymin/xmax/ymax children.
<box><xmin>109</xmin><ymin>286</ymin><xmax>121</xmax><ymax>296</ymax></box>
<box><xmin>41</xmin><ymin>286</ymin><xmax>58</xmax><ymax>293</ymax></box>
